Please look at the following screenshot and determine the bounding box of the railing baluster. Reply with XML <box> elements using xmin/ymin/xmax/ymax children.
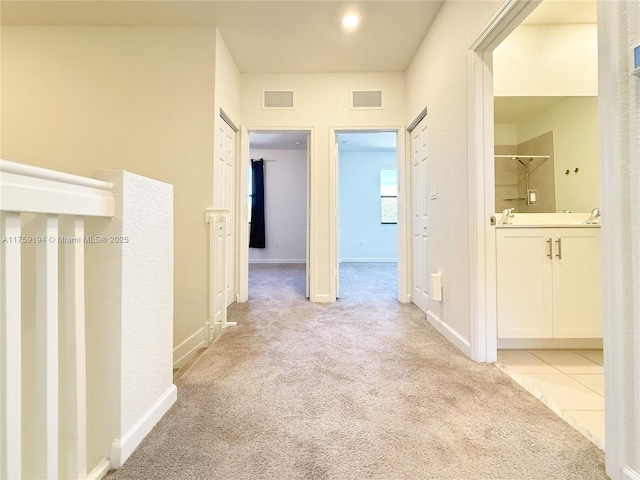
<box><xmin>0</xmin><ymin>212</ymin><xmax>23</xmax><ymax>480</ymax></box>
<box><xmin>60</xmin><ymin>216</ymin><xmax>87</xmax><ymax>479</ymax></box>
<box><xmin>35</xmin><ymin>214</ymin><xmax>59</xmax><ymax>479</ymax></box>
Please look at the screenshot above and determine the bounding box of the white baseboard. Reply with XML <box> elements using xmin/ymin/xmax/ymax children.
<box><xmin>86</xmin><ymin>458</ymin><xmax>110</xmax><ymax>480</ymax></box>
<box><xmin>623</xmin><ymin>466</ymin><xmax>640</xmax><ymax>480</ymax></box>
<box><xmin>110</xmin><ymin>385</ymin><xmax>177</xmax><ymax>468</ymax></box>
<box><xmin>339</xmin><ymin>258</ymin><xmax>398</xmax><ymax>263</ymax></box>
<box><xmin>426</xmin><ymin>310</ymin><xmax>472</xmax><ymax>357</ymax></box>
<box><xmin>249</xmin><ymin>259</ymin><xmax>306</xmax><ymax>264</ymax></box>
<box><xmin>173</xmin><ymin>327</ymin><xmax>206</xmax><ymax>369</ymax></box>
<box><xmin>497</xmin><ymin>338</ymin><xmax>603</xmax><ymax>350</ymax></box>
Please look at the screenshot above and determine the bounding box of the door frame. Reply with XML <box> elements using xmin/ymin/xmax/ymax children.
<box><xmin>468</xmin><ymin>0</ymin><xmax>622</xmax><ymax>476</ymax></box>
<box><xmin>237</xmin><ymin>126</ymin><xmax>314</xmax><ymax>302</ymax></box>
<box><xmin>467</xmin><ymin>0</ymin><xmax>541</xmax><ymax>364</ymax></box>
<box><xmin>329</xmin><ymin>126</ymin><xmax>410</xmax><ymax>303</ymax></box>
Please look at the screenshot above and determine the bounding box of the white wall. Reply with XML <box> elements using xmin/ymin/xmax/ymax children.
<box><xmin>405</xmin><ymin>0</ymin><xmax>504</xmax><ymax>353</ymax></box>
<box><xmin>86</xmin><ymin>170</ymin><xmax>175</xmax><ymax>470</ymax></box>
<box><xmin>339</xmin><ymin>150</ymin><xmax>397</xmax><ymax>262</ymax></box>
<box><xmin>241</xmin><ymin>72</ymin><xmax>406</xmax><ymax>301</ymax></box>
<box><xmin>494</xmin><ymin>24</ymin><xmax>598</xmax><ymax>96</ymax></box>
<box><xmin>248</xmin><ymin>148</ymin><xmax>307</xmax><ymax>263</ymax></box>
<box><xmin>1</xmin><ymin>26</ymin><xmax>217</xmax><ymax>357</ymax></box>
<box><xmin>605</xmin><ymin>1</ymin><xmax>640</xmax><ymax>477</ymax></box>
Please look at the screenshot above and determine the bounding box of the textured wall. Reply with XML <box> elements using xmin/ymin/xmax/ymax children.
<box><xmin>616</xmin><ymin>1</ymin><xmax>640</xmax><ymax>474</ymax></box>
<box><xmin>405</xmin><ymin>0</ymin><xmax>503</xmax><ymax>348</ymax></box>
<box><xmin>118</xmin><ymin>171</ymin><xmax>174</xmax><ymax>443</ymax></box>
<box><xmin>85</xmin><ymin>170</ymin><xmax>175</xmax><ymax>470</ymax></box>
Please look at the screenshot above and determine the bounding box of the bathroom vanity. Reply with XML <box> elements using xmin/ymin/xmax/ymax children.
<box><xmin>495</xmin><ymin>214</ymin><xmax>602</xmax><ymax>347</ymax></box>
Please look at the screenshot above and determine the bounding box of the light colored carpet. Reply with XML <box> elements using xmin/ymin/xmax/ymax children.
<box><xmin>107</xmin><ymin>263</ymin><xmax>606</xmax><ymax>479</ymax></box>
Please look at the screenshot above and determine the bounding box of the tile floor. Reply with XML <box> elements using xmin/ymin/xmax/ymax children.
<box><xmin>495</xmin><ymin>349</ymin><xmax>604</xmax><ymax>449</ymax></box>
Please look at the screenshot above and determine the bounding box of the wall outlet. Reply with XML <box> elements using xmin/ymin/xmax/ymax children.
<box><xmin>358</xmin><ymin>241</ymin><xmax>363</xmax><ymax>247</ymax></box>
<box><xmin>275</xmin><ymin>241</ymin><xmax>280</xmax><ymax>248</ymax></box>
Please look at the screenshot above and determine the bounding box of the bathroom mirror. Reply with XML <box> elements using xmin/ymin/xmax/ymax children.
<box><xmin>494</xmin><ymin>96</ymin><xmax>600</xmax><ymax>213</ymax></box>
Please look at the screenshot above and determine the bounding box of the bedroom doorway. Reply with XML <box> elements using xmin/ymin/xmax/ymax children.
<box><xmin>241</xmin><ymin>130</ymin><xmax>310</xmax><ymax>300</ymax></box>
<box><xmin>333</xmin><ymin>129</ymin><xmax>408</xmax><ymax>301</ymax></box>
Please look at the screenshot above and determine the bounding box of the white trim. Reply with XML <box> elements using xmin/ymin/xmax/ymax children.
<box><xmin>598</xmin><ymin>0</ymin><xmax>624</xmax><ymax>478</ymax></box>
<box><xmin>467</xmin><ymin>0</ymin><xmax>542</xmax><ymax>365</ymax></box>
<box><xmin>497</xmin><ymin>338</ymin><xmax>603</xmax><ymax>350</ymax></box>
<box><xmin>85</xmin><ymin>458</ymin><xmax>110</xmax><ymax>480</ymax></box>
<box><xmin>426</xmin><ymin>311</ymin><xmax>472</xmax><ymax>357</ymax></box>
<box><xmin>0</xmin><ymin>159</ymin><xmax>113</xmax><ymax>191</ymax></box>
<box><xmin>173</xmin><ymin>327</ymin><xmax>206</xmax><ymax>369</ymax></box>
<box><xmin>0</xmin><ymin>160</ymin><xmax>115</xmax><ymax>217</ymax></box>
<box><xmin>339</xmin><ymin>258</ymin><xmax>398</xmax><ymax>263</ymax></box>
<box><xmin>623</xmin><ymin>466</ymin><xmax>640</xmax><ymax>480</ymax></box>
<box><xmin>110</xmin><ymin>385</ymin><xmax>177</xmax><ymax>468</ymax></box>
<box><xmin>249</xmin><ymin>259</ymin><xmax>306</xmax><ymax>264</ymax></box>
<box><xmin>470</xmin><ymin>0</ymin><xmax>542</xmax><ymax>51</ymax></box>
<box><xmin>238</xmin><ymin>127</ymin><xmax>250</xmax><ymax>303</ymax></box>
<box><xmin>219</xmin><ymin>108</ymin><xmax>238</xmax><ymax>132</ymax></box>
<box><xmin>239</xmin><ymin>127</ymin><xmax>314</xmax><ymax>303</ymax></box>
<box><xmin>407</xmin><ymin>106</ymin><xmax>428</xmax><ymax>133</ymax></box>
<box><xmin>330</xmin><ymin>126</ymin><xmax>409</xmax><ymax>304</ymax></box>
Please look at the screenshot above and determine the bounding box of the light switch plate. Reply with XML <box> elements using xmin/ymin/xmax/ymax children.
<box><xmin>430</xmin><ymin>184</ymin><xmax>438</xmax><ymax>200</ymax></box>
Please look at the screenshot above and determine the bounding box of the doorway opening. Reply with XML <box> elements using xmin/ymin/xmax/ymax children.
<box><xmin>245</xmin><ymin>131</ymin><xmax>310</xmax><ymax>299</ymax></box>
<box><xmin>468</xmin><ymin>0</ymin><xmax>607</xmax><ymax>457</ymax></box>
<box><xmin>335</xmin><ymin>131</ymin><xmax>399</xmax><ymax>300</ymax></box>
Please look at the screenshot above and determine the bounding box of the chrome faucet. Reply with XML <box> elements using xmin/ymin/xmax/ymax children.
<box><xmin>586</xmin><ymin>208</ymin><xmax>601</xmax><ymax>224</ymax></box>
<box><xmin>499</xmin><ymin>208</ymin><xmax>515</xmax><ymax>224</ymax></box>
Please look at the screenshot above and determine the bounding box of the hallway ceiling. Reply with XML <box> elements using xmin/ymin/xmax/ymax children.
<box><xmin>1</xmin><ymin>1</ymin><xmax>444</xmax><ymax>73</ymax></box>
<box><xmin>1</xmin><ymin>0</ymin><xmax>597</xmax><ymax>73</ymax></box>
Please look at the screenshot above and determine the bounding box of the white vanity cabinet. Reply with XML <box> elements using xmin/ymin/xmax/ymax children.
<box><xmin>496</xmin><ymin>227</ymin><xmax>602</xmax><ymax>339</ymax></box>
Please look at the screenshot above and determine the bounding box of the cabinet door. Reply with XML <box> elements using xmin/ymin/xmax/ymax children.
<box><xmin>552</xmin><ymin>228</ymin><xmax>602</xmax><ymax>338</ymax></box>
<box><xmin>497</xmin><ymin>229</ymin><xmax>553</xmax><ymax>338</ymax></box>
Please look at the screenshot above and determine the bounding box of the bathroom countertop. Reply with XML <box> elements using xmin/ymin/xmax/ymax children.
<box><xmin>493</xmin><ymin>212</ymin><xmax>601</xmax><ymax>228</ymax></box>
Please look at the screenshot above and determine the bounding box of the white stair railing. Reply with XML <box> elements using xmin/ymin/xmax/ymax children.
<box><xmin>0</xmin><ymin>159</ymin><xmax>114</xmax><ymax>479</ymax></box>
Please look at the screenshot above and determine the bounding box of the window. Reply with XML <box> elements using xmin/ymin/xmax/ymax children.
<box><xmin>380</xmin><ymin>169</ymin><xmax>397</xmax><ymax>224</ymax></box>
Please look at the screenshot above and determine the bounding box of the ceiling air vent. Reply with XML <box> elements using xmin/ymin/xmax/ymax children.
<box><xmin>262</xmin><ymin>90</ymin><xmax>295</xmax><ymax>110</ymax></box>
<box><xmin>351</xmin><ymin>90</ymin><xmax>384</xmax><ymax>109</ymax></box>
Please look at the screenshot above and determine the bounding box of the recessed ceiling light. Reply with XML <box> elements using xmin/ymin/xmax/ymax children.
<box><xmin>342</xmin><ymin>14</ymin><xmax>360</xmax><ymax>30</ymax></box>
<box><xmin>295</xmin><ymin>141</ymin><xmax>302</xmax><ymax>145</ymax></box>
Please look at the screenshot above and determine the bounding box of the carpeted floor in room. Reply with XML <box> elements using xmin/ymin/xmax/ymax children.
<box><xmin>107</xmin><ymin>263</ymin><xmax>606</xmax><ymax>480</ymax></box>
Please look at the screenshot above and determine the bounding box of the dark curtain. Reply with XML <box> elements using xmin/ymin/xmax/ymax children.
<box><xmin>249</xmin><ymin>159</ymin><xmax>266</xmax><ymax>248</ymax></box>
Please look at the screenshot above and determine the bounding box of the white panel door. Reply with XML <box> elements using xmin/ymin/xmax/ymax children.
<box><xmin>218</xmin><ymin>118</ymin><xmax>236</xmax><ymax>306</ymax></box>
<box><xmin>552</xmin><ymin>228</ymin><xmax>602</xmax><ymax>338</ymax></box>
<box><xmin>411</xmin><ymin>119</ymin><xmax>429</xmax><ymax>313</ymax></box>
